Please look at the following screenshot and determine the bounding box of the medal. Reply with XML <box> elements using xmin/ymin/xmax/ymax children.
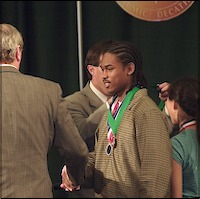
<box><xmin>106</xmin><ymin>143</ymin><xmax>113</xmax><ymax>156</ymax></box>
<box><xmin>105</xmin><ymin>140</ymin><xmax>117</xmax><ymax>156</ymax></box>
<box><xmin>106</xmin><ymin>133</ymin><xmax>116</xmax><ymax>155</ymax></box>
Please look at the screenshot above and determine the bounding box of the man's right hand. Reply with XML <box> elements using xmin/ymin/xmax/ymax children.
<box><xmin>158</xmin><ymin>82</ymin><xmax>170</xmax><ymax>101</ymax></box>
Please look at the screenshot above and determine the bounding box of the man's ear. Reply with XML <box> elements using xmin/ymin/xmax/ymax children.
<box><xmin>16</xmin><ymin>45</ymin><xmax>22</xmax><ymax>61</ymax></box>
<box><xmin>127</xmin><ymin>62</ymin><xmax>135</xmax><ymax>76</ymax></box>
<box><xmin>173</xmin><ymin>101</ymin><xmax>179</xmax><ymax>110</ymax></box>
<box><xmin>87</xmin><ymin>65</ymin><xmax>94</xmax><ymax>75</ymax></box>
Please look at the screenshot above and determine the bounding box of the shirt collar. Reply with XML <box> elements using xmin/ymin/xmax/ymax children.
<box><xmin>0</xmin><ymin>64</ymin><xmax>18</xmax><ymax>69</ymax></box>
<box><xmin>89</xmin><ymin>81</ymin><xmax>108</xmax><ymax>103</ymax></box>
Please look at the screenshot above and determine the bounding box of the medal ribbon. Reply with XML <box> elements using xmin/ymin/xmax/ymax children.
<box><xmin>108</xmin><ymin>86</ymin><xmax>140</xmax><ymax>135</ymax></box>
<box><xmin>179</xmin><ymin>120</ymin><xmax>196</xmax><ymax>132</ymax></box>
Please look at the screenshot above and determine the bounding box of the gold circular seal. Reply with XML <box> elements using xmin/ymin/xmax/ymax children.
<box><xmin>116</xmin><ymin>1</ymin><xmax>195</xmax><ymax>22</ymax></box>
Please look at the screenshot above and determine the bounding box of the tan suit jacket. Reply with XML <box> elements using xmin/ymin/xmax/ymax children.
<box><xmin>64</xmin><ymin>82</ymin><xmax>108</xmax><ymax>152</ymax></box>
<box><xmin>1</xmin><ymin>66</ymin><xmax>88</xmax><ymax>198</ymax></box>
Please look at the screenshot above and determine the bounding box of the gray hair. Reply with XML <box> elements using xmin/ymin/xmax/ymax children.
<box><xmin>0</xmin><ymin>23</ymin><xmax>24</xmax><ymax>63</ymax></box>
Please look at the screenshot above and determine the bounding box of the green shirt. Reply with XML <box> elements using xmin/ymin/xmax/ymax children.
<box><xmin>171</xmin><ymin>129</ymin><xmax>200</xmax><ymax>198</ymax></box>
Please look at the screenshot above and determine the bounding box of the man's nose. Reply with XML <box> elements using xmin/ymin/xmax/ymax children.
<box><xmin>102</xmin><ymin>69</ymin><xmax>108</xmax><ymax>78</ymax></box>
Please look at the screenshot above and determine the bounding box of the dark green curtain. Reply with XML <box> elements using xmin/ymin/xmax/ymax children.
<box><xmin>1</xmin><ymin>1</ymin><xmax>198</xmax><ymax>198</ymax></box>
<box><xmin>1</xmin><ymin>1</ymin><xmax>79</xmax><ymax>96</ymax></box>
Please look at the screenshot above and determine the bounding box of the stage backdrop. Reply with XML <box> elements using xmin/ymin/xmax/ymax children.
<box><xmin>1</xmin><ymin>1</ymin><xmax>198</xmax><ymax>198</ymax></box>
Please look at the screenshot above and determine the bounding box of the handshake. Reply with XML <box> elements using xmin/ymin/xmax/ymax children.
<box><xmin>60</xmin><ymin>165</ymin><xmax>81</xmax><ymax>192</ymax></box>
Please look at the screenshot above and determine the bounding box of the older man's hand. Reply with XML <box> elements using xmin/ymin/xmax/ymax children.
<box><xmin>60</xmin><ymin>165</ymin><xmax>81</xmax><ymax>192</ymax></box>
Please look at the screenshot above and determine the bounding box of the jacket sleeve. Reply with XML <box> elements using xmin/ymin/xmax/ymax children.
<box><xmin>53</xmin><ymin>86</ymin><xmax>89</xmax><ymax>186</ymax></box>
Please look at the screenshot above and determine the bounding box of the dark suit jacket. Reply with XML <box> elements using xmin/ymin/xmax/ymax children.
<box><xmin>1</xmin><ymin>66</ymin><xmax>88</xmax><ymax>198</ymax></box>
<box><xmin>64</xmin><ymin>82</ymin><xmax>108</xmax><ymax>152</ymax></box>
